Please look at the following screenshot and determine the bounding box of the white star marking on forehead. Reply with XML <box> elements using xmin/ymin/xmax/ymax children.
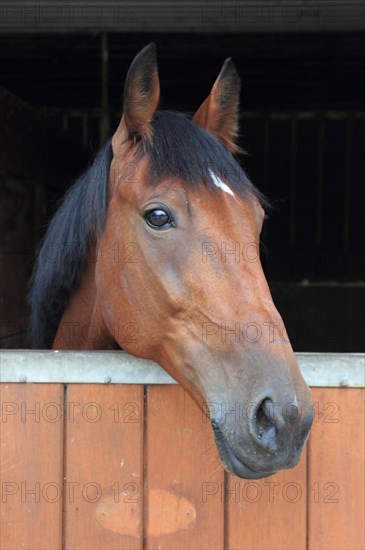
<box><xmin>208</xmin><ymin>169</ymin><xmax>236</xmax><ymax>198</ymax></box>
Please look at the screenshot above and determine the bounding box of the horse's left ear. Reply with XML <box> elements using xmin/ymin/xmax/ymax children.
<box><xmin>193</xmin><ymin>58</ymin><xmax>241</xmax><ymax>154</ymax></box>
<box><xmin>112</xmin><ymin>43</ymin><xmax>160</xmax><ymax>154</ymax></box>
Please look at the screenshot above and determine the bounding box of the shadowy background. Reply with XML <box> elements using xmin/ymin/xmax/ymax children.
<box><xmin>0</xmin><ymin>1</ymin><xmax>364</xmax><ymax>350</ymax></box>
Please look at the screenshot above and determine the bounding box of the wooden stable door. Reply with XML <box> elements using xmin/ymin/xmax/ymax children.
<box><xmin>1</xmin><ymin>383</ymin><xmax>364</xmax><ymax>549</ymax></box>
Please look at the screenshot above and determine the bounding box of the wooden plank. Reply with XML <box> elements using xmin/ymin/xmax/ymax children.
<box><xmin>226</xmin><ymin>451</ymin><xmax>307</xmax><ymax>549</ymax></box>
<box><xmin>145</xmin><ymin>385</ymin><xmax>224</xmax><ymax>549</ymax></box>
<box><xmin>308</xmin><ymin>388</ymin><xmax>365</xmax><ymax>549</ymax></box>
<box><xmin>0</xmin><ymin>383</ymin><xmax>63</xmax><ymax>550</ymax></box>
<box><xmin>64</xmin><ymin>384</ymin><xmax>144</xmax><ymax>550</ymax></box>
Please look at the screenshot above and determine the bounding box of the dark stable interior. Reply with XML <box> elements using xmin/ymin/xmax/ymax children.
<box><xmin>0</xmin><ymin>32</ymin><xmax>364</xmax><ymax>351</ymax></box>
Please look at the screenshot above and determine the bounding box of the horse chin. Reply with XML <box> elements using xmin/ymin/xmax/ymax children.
<box><xmin>212</xmin><ymin>423</ymin><xmax>276</xmax><ymax>479</ymax></box>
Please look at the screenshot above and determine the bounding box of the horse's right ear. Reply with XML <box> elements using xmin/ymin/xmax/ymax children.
<box><xmin>112</xmin><ymin>43</ymin><xmax>160</xmax><ymax>154</ymax></box>
<box><xmin>193</xmin><ymin>58</ymin><xmax>241</xmax><ymax>154</ymax></box>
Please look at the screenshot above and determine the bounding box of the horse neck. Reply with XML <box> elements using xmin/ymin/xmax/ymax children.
<box><xmin>52</xmin><ymin>256</ymin><xmax>118</xmax><ymax>350</ymax></box>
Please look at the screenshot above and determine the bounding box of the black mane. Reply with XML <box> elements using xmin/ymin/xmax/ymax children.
<box><xmin>28</xmin><ymin>141</ymin><xmax>113</xmax><ymax>348</ymax></box>
<box><xmin>144</xmin><ymin>111</ymin><xmax>266</xmax><ymax>204</ymax></box>
<box><xmin>29</xmin><ymin>111</ymin><xmax>266</xmax><ymax>348</ymax></box>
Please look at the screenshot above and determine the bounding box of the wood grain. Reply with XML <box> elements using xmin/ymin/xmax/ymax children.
<box><xmin>2</xmin><ymin>382</ymin><xmax>363</xmax><ymax>549</ymax></box>
<box><xmin>0</xmin><ymin>383</ymin><xmax>63</xmax><ymax>550</ymax></box>
<box><xmin>308</xmin><ymin>387</ymin><xmax>365</xmax><ymax>550</ymax></box>
<box><xmin>226</xmin><ymin>450</ymin><xmax>307</xmax><ymax>549</ymax></box>
<box><xmin>145</xmin><ymin>385</ymin><xmax>225</xmax><ymax>549</ymax></box>
<box><xmin>64</xmin><ymin>384</ymin><xmax>144</xmax><ymax>550</ymax></box>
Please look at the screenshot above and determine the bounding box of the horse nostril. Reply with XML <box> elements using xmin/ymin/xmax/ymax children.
<box><xmin>256</xmin><ymin>399</ymin><xmax>274</xmax><ymax>437</ymax></box>
<box><xmin>253</xmin><ymin>398</ymin><xmax>278</xmax><ymax>451</ymax></box>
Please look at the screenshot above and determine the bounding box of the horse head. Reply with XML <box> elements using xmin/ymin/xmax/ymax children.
<box><xmin>32</xmin><ymin>43</ymin><xmax>313</xmax><ymax>479</ymax></box>
<box><xmin>97</xmin><ymin>44</ymin><xmax>314</xmax><ymax>478</ymax></box>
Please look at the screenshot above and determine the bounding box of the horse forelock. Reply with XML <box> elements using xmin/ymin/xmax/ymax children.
<box><xmin>130</xmin><ymin>110</ymin><xmax>269</xmax><ymax>209</ymax></box>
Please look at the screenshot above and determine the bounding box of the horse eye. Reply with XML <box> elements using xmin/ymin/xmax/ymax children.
<box><xmin>144</xmin><ymin>209</ymin><xmax>173</xmax><ymax>229</ymax></box>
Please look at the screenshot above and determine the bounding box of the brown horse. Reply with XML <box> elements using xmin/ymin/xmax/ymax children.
<box><xmin>29</xmin><ymin>44</ymin><xmax>313</xmax><ymax>479</ymax></box>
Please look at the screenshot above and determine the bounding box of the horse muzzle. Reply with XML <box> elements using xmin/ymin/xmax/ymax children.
<box><xmin>211</xmin><ymin>395</ymin><xmax>314</xmax><ymax>479</ymax></box>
